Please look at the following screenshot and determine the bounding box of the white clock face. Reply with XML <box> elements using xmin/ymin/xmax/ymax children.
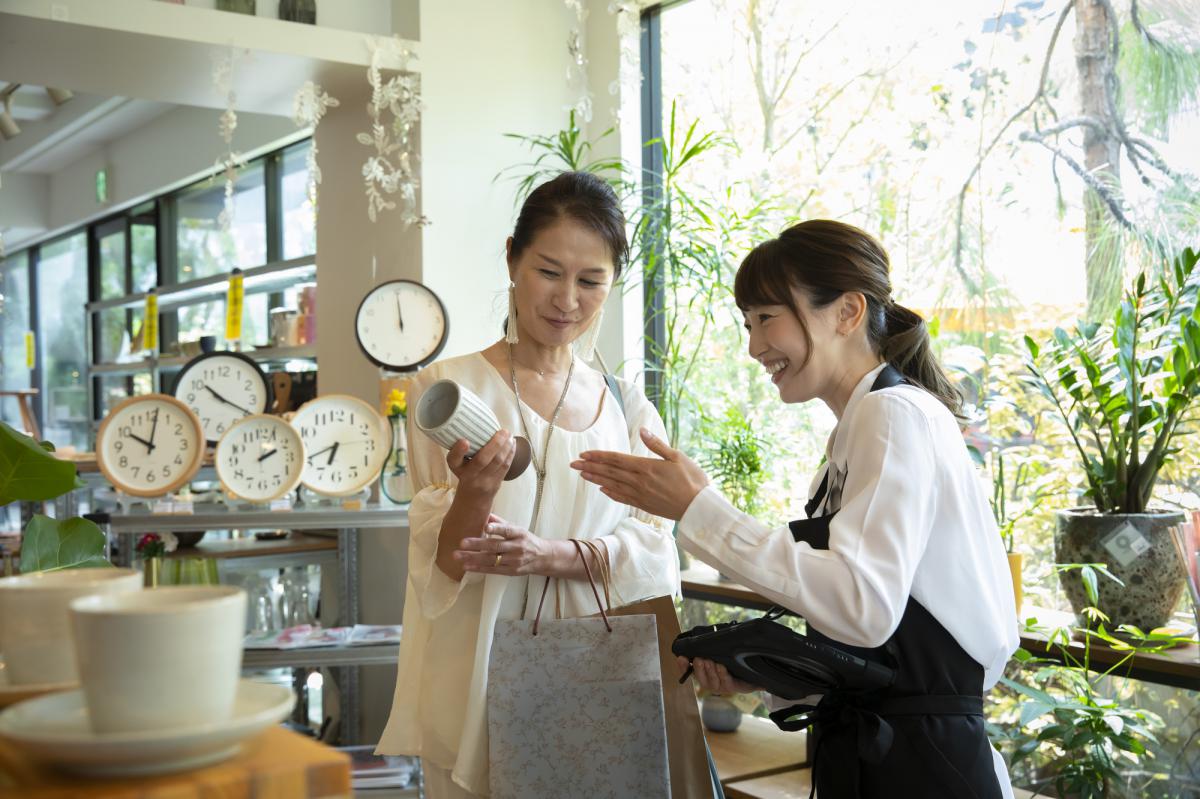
<box><xmin>216</xmin><ymin>415</ymin><xmax>305</xmax><ymax>502</ymax></box>
<box><xmin>97</xmin><ymin>395</ymin><xmax>205</xmax><ymax>497</ymax></box>
<box><xmin>293</xmin><ymin>395</ymin><xmax>389</xmax><ymax>496</ymax></box>
<box><xmin>173</xmin><ymin>352</ymin><xmax>271</xmax><ymax>443</ymax></box>
<box><xmin>355</xmin><ymin>280</ymin><xmax>448</xmax><ymax>370</ymax></box>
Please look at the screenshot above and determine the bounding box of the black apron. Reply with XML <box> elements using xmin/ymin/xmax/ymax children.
<box><xmin>772</xmin><ymin>365</ymin><xmax>1003</xmax><ymax>799</ymax></box>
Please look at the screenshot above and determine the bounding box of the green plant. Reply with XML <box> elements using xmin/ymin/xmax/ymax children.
<box><xmin>699</xmin><ymin>407</ymin><xmax>767</xmax><ymax>518</ymax></box>
<box><xmin>994</xmin><ymin>565</ymin><xmax>1189</xmax><ymax>798</ymax></box>
<box><xmin>1022</xmin><ymin>247</ymin><xmax>1200</xmax><ymax>514</ymax></box>
<box><xmin>0</xmin><ymin>420</ymin><xmax>108</xmax><ymax>572</ymax></box>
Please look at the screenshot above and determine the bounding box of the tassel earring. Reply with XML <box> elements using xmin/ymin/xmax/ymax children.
<box><xmin>576</xmin><ymin>308</ymin><xmax>604</xmax><ymax>362</ymax></box>
<box><xmin>505</xmin><ymin>281</ymin><xmax>519</xmax><ymax>344</ymax></box>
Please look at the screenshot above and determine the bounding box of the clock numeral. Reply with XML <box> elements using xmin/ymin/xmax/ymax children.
<box><xmin>175</xmin><ymin>423</ymin><xmax>183</xmax><ymax>435</ymax></box>
<box><xmin>175</xmin><ymin>454</ymin><xmax>183</xmax><ymax>465</ymax></box>
<box><xmin>119</xmin><ymin>455</ymin><xmax>128</xmax><ymax>468</ymax></box>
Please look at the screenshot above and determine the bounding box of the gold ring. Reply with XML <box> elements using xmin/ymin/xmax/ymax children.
<box><xmin>495</xmin><ymin>554</ymin><xmax>502</xmax><ymax>567</ymax></box>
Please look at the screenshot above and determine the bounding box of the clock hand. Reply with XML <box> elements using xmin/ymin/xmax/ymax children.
<box><xmin>128</xmin><ymin>432</ymin><xmax>155</xmax><ymax>452</ymax></box>
<box><xmin>396</xmin><ymin>293</ymin><xmax>405</xmax><ymax>332</ymax></box>
<box><xmin>257</xmin><ymin>448</ymin><xmax>278</xmax><ymax>463</ymax></box>
<box><xmin>204</xmin><ymin>384</ymin><xmax>252</xmax><ymax>416</ymax></box>
<box><xmin>145</xmin><ymin>409</ymin><xmax>160</xmax><ymax>453</ymax></box>
<box><xmin>326</xmin><ymin>441</ymin><xmax>340</xmax><ymax>466</ymax></box>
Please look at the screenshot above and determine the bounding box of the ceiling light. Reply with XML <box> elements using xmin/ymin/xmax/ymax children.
<box><xmin>0</xmin><ymin>94</ymin><xmax>20</xmax><ymax>141</ymax></box>
<box><xmin>45</xmin><ymin>87</ymin><xmax>73</xmax><ymax>106</ymax></box>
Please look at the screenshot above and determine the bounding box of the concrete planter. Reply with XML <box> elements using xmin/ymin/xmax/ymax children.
<box><xmin>1054</xmin><ymin>508</ymin><xmax>1186</xmax><ymax>631</ymax></box>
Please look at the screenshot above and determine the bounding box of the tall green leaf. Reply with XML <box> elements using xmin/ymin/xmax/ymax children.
<box><xmin>18</xmin><ymin>515</ymin><xmax>111</xmax><ymax>573</ymax></box>
<box><xmin>0</xmin><ymin>421</ymin><xmax>84</xmax><ymax>505</ymax></box>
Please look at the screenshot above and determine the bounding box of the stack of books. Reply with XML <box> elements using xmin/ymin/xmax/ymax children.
<box><xmin>338</xmin><ymin>745</ymin><xmax>419</xmax><ymax>793</ymax></box>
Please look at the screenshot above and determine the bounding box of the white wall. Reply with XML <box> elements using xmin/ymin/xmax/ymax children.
<box><xmin>418</xmin><ymin>0</ymin><xmax>577</xmax><ymax>358</ymax></box>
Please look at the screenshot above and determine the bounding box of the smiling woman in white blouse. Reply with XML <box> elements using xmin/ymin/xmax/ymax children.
<box><xmin>375</xmin><ymin>172</ymin><xmax>679</xmax><ymax>799</ymax></box>
<box><xmin>573</xmin><ymin>219</ymin><xmax>1020</xmax><ymax>799</ymax></box>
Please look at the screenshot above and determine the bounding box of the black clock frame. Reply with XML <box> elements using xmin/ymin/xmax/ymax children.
<box><xmin>354</xmin><ymin>278</ymin><xmax>450</xmax><ymax>372</ymax></box>
<box><xmin>170</xmin><ymin>349</ymin><xmax>275</xmax><ymax>444</ymax></box>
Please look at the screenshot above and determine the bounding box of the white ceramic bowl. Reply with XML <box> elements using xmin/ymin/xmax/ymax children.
<box><xmin>0</xmin><ymin>568</ymin><xmax>141</xmax><ymax>686</ymax></box>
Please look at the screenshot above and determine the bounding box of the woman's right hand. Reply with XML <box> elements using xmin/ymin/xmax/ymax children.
<box><xmin>447</xmin><ymin>430</ymin><xmax>516</xmax><ymax>504</ymax></box>
<box><xmin>678</xmin><ymin>656</ymin><xmax>760</xmax><ymax>695</ymax></box>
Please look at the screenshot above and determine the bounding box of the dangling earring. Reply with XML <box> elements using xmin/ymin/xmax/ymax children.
<box><xmin>505</xmin><ymin>281</ymin><xmax>519</xmax><ymax>344</ymax></box>
<box><xmin>575</xmin><ymin>307</ymin><xmax>604</xmax><ymax>362</ymax></box>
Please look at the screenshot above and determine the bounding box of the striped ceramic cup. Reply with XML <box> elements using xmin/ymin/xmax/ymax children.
<box><xmin>415</xmin><ymin>379</ymin><xmax>530</xmax><ymax>480</ymax></box>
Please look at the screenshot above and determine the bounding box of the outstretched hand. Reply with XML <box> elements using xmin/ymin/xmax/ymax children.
<box><xmin>570</xmin><ymin>428</ymin><xmax>709</xmax><ymax>521</ymax></box>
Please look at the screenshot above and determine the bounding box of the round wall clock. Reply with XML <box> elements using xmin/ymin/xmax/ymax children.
<box><xmin>96</xmin><ymin>394</ymin><xmax>205</xmax><ymax>497</ymax></box>
<box><xmin>292</xmin><ymin>394</ymin><xmax>389</xmax><ymax>497</ymax></box>
<box><xmin>215</xmin><ymin>414</ymin><xmax>305</xmax><ymax>502</ymax></box>
<box><xmin>355</xmin><ymin>279</ymin><xmax>449</xmax><ymax>371</ymax></box>
<box><xmin>171</xmin><ymin>351</ymin><xmax>273</xmax><ymax>444</ymax></box>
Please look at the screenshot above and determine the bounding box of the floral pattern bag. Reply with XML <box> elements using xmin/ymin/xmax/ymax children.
<box><xmin>487</xmin><ymin>540</ymin><xmax>671</xmax><ymax>799</ymax></box>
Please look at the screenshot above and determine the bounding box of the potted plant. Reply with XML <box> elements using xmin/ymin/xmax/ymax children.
<box><xmin>0</xmin><ymin>420</ymin><xmax>109</xmax><ymax>573</ymax></box>
<box><xmin>1023</xmin><ymin>247</ymin><xmax>1200</xmax><ymax>631</ymax></box>
<box><xmin>992</xmin><ymin>566</ymin><xmax>1188</xmax><ymax>797</ymax></box>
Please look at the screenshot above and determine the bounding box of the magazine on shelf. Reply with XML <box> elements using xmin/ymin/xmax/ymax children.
<box><xmin>339</xmin><ymin>744</ymin><xmax>418</xmax><ymax>789</ymax></box>
<box><xmin>244</xmin><ymin>624</ymin><xmax>402</xmax><ymax>650</ymax></box>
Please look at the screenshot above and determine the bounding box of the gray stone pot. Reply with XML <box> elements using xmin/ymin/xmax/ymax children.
<box><xmin>1054</xmin><ymin>508</ymin><xmax>1186</xmax><ymax>631</ymax></box>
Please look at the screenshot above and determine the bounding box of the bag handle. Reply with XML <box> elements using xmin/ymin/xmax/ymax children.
<box><xmin>532</xmin><ymin>539</ymin><xmax>612</xmax><ymax>636</ymax></box>
<box><xmin>578</xmin><ymin>538</ymin><xmax>612</xmax><ymax>612</ymax></box>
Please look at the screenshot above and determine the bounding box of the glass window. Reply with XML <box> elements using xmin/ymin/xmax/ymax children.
<box><xmin>130</xmin><ymin>203</ymin><xmax>157</xmax><ymax>293</ymax></box>
<box><xmin>96</xmin><ymin>373</ymin><xmax>152</xmax><ymax>418</ymax></box>
<box><xmin>282</xmin><ymin>141</ymin><xmax>316</xmax><ymax>260</ymax></box>
<box><xmin>175</xmin><ymin>161</ymin><xmax>267</xmax><ymax>281</ymax></box>
<box><xmin>0</xmin><ymin>251</ymin><xmax>32</xmax><ymax>429</ymax></box>
<box><xmin>97</xmin><ymin>226</ymin><xmax>126</xmax><ymax>301</ymax></box>
<box><xmin>37</xmin><ymin>233</ymin><xmax>89</xmax><ymax>451</ymax></box>
<box><xmin>174</xmin><ymin>293</ymin><xmax>269</xmax><ymax>350</ymax></box>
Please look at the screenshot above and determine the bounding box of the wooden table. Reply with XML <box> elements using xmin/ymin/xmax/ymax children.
<box><xmin>724</xmin><ymin>767</ymin><xmax>813</xmax><ymax>799</ymax></box>
<box><xmin>0</xmin><ymin>726</ymin><xmax>351</xmax><ymax>799</ymax></box>
<box><xmin>681</xmin><ymin>566</ymin><xmax>1200</xmax><ymax>691</ymax></box>
<box><xmin>707</xmin><ymin>714</ymin><xmax>808</xmax><ymax>785</ymax></box>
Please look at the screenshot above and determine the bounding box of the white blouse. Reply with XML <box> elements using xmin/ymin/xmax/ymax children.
<box><xmin>377</xmin><ymin>352</ymin><xmax>679</xmax><ymax>796</ymax></box>
<box><xmin>675</xmin><ymin>364</ymin><xmax>1019</xmax><ymax>796</ymax></box>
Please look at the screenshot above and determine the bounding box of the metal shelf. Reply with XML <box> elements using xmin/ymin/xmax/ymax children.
<box><xmin>108</xmin><ymin>502</ymin><xmax>409</xmax><ymax>534</ymax></box>
<box><xmin>243</xmin><ymin>643</ymin><xmax>400</xmax><ymax>669</ymax></box>
<box><xmin>90</xmin><ymin>344</ymin><xmax>317</xmax><ymax>376</ymax></box>
<box><xmin>86</xmin><ymin>256</ymin><xmax>317</xmax><ymax>315</ymax></box>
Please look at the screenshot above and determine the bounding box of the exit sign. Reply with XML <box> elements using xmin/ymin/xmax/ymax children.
<box><xmin>95</xmin><ymin>168</ymin><xmax>108</xmax><ymax>203</ymax></box>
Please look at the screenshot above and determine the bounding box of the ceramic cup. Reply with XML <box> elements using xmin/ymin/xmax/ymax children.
<box><xmin>415</xmin><ymin>379</ymin><xmax>531</xmax><ymax>480</ymax></box>
<box><xmin>0</xmin><ymin>568</ymin><xmax>142</xmax><ymax>686</ymax></box>
<box><xmin>69</xmin><ymin>586</ymin><xmax>247</xmax><ymax>734</ymax></box>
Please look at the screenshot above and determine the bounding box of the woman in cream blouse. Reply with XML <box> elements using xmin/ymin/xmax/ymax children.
<box><xmin>376</xmin><ymin>172</ymin><xmax>679</xmax><ymax>798</ymax></box>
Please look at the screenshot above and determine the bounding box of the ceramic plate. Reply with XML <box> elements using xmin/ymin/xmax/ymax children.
<box><xmin>0</xmin><ymin>679</ymin><xmax>294</xmax><ymax>776</ymax></box>
<box><xmin>0</xmin><ymin>661</ymin><xmax>76</xmax><ymax>709</ymax></box>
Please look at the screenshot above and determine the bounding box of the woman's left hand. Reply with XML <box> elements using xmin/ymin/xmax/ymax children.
<box><xmin>571</xmin><ymin>428</ymin><xmax>710</xmax><ymax>521</ymax></box>
<box><xmin>455</xmin><ymin>514</ymin><xmax>555</xmax><ymax>576</ymax></box>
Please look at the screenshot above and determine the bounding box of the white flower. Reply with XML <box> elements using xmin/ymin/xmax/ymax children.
<box><xmin>161</xmin><ymin>532</ymin><xmax>179</xmax><ymax>554</ymax></box>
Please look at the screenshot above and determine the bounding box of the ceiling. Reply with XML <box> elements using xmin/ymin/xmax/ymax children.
<box><xmin>0</xmin><ymin>81</ymin><xmax>173</xmax><ymax>175</ymax></box>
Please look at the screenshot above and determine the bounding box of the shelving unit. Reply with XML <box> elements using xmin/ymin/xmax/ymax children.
<box><xmin>108</xmin><ymin>502</ymin><xmax>409</xmax><ymax>744</ymax></box>
<box><xmin>83</xmin><ymin>255</ymin><xmax>318</xmax><ymax>433</ymax></box>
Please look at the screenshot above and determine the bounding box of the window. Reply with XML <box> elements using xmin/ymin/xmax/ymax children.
<box><xmin>0</xmin><ymin>251</ymin><xmax>32</xmax><ymax>429</ymax></box>
<box><xmin>37</xmin><ymin>234</ymin><xmax>89</xmax><ymax>450</ymax></box>
<box><xmin>281</xmin><ymin>140</ymin><xmax>317</xmax><ymax>260</ymax></box>
<box><xmin>175</xmin><ymin>161</ymin><xmax>267</xmax><ymax>281</ymax></box>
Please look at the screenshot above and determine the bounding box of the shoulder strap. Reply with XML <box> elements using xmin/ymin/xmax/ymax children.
<box><xmin>603</xmin><ymin>373</ymin><xmax>627</xmax><ymax>420</ymax></box>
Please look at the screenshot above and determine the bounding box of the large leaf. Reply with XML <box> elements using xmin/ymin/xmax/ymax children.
<box><xmin>0</xmin><ymin>421</ymin><xmax>84</xmax><ymax>505</ymax></box>
<box><xmin>19</xmin><ymin>515</ymin><xmax>111</xmax><ymax>573</ymax></box>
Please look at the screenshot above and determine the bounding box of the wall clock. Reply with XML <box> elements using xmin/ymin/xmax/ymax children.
<box><xmin>215</xmin><ymin>414</ymin><xmax>305</xmax><ymax>503</ymax></box>
<box><xmin>292</xmin><ymin>394</ymin><xmax>389</xmax><ymax>497</ymax></box>
<box><xmin>171</xmin><ymin>351</ymin><xmax>273</xmax><ymax>444</ymax></box>
<box><xmin>355</xmin><ymin>279</ymin><xmax>449</xmax><ymax>371</ymax></box>
<box><xmin>96</xmin><ymin>394</ymin><xmax>205</xmax><ymax>497</ymax></box>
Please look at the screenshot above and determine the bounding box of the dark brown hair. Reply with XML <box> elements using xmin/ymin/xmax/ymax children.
<box><xmin>509</xmin><ymin>171</ymin><xmax>628</xmax><ymax>280</ymax></box>
<box><xmin>733</xmin><ymin>219</ymin><xmax>962</xmax><ymax>417</ymax></box>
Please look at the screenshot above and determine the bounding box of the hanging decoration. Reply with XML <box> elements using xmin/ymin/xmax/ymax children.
<box><xmin>609</xmin><ymin>1</ymin><xmax>642</xmax><ymax>128</ymax></box>
<box><xmin>359</xmin><ymin>36</ymin><xmax>426</xmax><ymax>226</ymax></box>
<box><xmin>291</xmin><ymin>81</ymin><xmax>340</xmax><ymax>207</ymax></box>
<box><xmin>211</xmin><ymin>47</ymin><xmax>248</xmax><ymax>232</ymax></box>
<box><xmin>563</xmin><ymin>0</ymin><xmax>593</xmax><ymax>123</ymax></box>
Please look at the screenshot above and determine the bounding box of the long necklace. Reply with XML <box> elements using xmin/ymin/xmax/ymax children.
<box><xmin>507</xmin><ymin>341</ymin><xmax>575</xmax><ymax>534</ymax></box>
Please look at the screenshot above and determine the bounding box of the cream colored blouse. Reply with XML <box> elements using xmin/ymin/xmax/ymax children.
<box><xmin>376</xmin><ymin>352</ymin><xmax>679</xmax><ymax>796</ymax></box>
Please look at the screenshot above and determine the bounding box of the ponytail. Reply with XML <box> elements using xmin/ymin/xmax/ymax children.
<box><xmin>881</xmin><ymin>302</ymin><xmax>963</xmax><ymax>418</ymax></box>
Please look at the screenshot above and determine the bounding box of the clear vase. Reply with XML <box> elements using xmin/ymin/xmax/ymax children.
<box><xmin>381</xmin><ymin>415</ymin><xmax>413</xmax><ymax>505</ymax></box>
